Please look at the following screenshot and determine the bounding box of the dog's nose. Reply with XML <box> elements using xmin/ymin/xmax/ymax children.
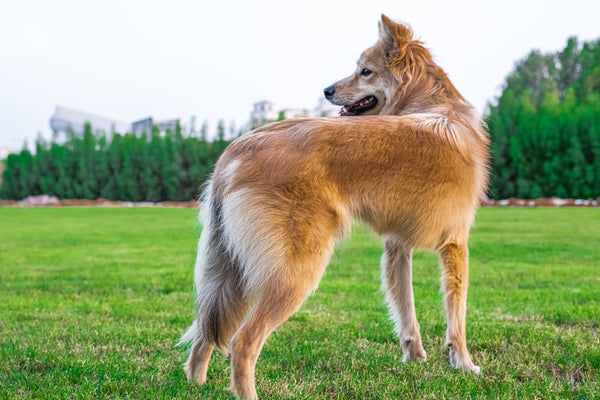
<box><xmin>323</xmin><ymin>85</ymin><xmax>336</xmax><ymax>99</ymax></box>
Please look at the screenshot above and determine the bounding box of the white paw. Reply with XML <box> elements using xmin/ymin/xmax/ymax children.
<box><xmin>448</xmin><ymin>346</ymin><xmax>479</xmax><ymax>374</ymax></box>
<box><xmin>401</xmin><ymin>342</ymin><xmax>427</xmax><ymax>362</ymax></box>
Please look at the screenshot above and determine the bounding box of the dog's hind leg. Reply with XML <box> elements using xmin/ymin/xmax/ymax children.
<box><xmin>381</xmin><ymin>238</ymin><xmax>426</xmax><ymax>362</ymax></box>
<box><xmin>439</xmin><ymin>240</ymin><xmax>480</xmax><ymax>373</ymax></box>
<box><xmin>184</xmin><ymin>336</ymin><xmax>215</xmax><ymax>385</ymax></box>
<box><xmin>227</xmin><ymin>248</ymin><xmax>333</xmax><ymax>400</ymax></box>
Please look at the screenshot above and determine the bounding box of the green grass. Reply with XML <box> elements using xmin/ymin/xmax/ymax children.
<box><xmin>0</xmin><ymin>207</ymin><xmax>598</xmax><ymax>399</ymax></box>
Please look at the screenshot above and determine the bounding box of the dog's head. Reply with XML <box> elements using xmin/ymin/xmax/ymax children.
<box><xmin>324</xmin><ymin>15</ymin><xmax>427</xmax><ymax>116</ymax></box>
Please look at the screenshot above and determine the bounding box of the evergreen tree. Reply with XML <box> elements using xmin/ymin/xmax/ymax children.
<box><xmin>34</xmin><ymin>133</ymin><xmax>56</xmax><ymax>196</ymax></box>
<box><xmin>200</xmin><ymin>120</ymin><xmax>209</xmax><ymax>142</ymax></box>
<box><xmin>143</xmin><ymin>131</ymin><xmax>163</xmax><ymax>202</ymax></box>
<box><xmin>0</xmin><ymin>121</ymin><xmax>233</xmax><ymax>201</ymax></box>
<box><xmin>0</xmin><ymin>153</ymin><xmax>25</xmax><ymax>199</ymax></box>
<box><xmin>216</xmin><ymin>120</ymin><xmax>226</xmax><ymax>142</ymax></box>
<box><xmin>486</xmin><ymin>36</ymin><xmax>600</xmax><ymax>199</ymax></box>
<box><xmin>188</xmin><ymin>115</ymin><xmax>197</xmax><ymax>138</ymax></box>
<box><xmin>101</xmin><ymin>132</ymin><xmax>123</xmax><ymax>200</ymax></box>
<box><xmin>228</xmin><ymin>120</ymin><xmax>237</xmax><ymax>140</ymax></box>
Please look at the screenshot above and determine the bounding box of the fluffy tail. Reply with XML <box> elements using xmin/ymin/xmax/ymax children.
<box><xmin>178</xmin><ymin>183</ymin><xmax>249</xmax><ymax>352</ymax></box>
<box><xmin>177</xmin><ymin>321</ymin><xmax>198</xmax><ymax>347</ymax></box>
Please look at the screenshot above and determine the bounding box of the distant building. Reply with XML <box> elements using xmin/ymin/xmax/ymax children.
<box><xmin>131</xmin><ymin>117</ymin><xmax>180</xmax><ymax>137</ymax></box>
<box><xmin>250</xmin><ymin>101</ymin><xmax>279</xmax><ymax>128</ymax></box>
<box><xmin>280</xmin><ymin>108</ymin><xmax>310</xmax><ymax>120</ymax></box>
<box><xmin>50</xmin><ymin>106</ymin><xmax>180</xmax><ymax>139</ymax></box>
<box><xmin>49</xmin><ymin>106</ymin><xmax>130</xmax><ymax>136</ymax></box>
<box><xmin>314</xmin><ymin>97</ymin><xmax>339</xmax><ymax>117</ymax></box>
<box><xmin>131</xmin><ymin>117</ymin><xmax>153</xmax><ymax>137</ymax></box>
<box><xmin>153</xmin><ymin>119</ymin><xmax>180</xmax><ymax>134</ymax></box>
<box><xmin>250</xmin><ymin>98</ymin><xmax>339</xmax><ymax>128</ymax></box>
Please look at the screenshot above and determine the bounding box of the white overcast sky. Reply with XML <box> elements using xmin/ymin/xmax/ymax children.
<box><xmin>1</xmin><ymin>0</ymin><xmax>599</xmax><ymax>151</ymax></box>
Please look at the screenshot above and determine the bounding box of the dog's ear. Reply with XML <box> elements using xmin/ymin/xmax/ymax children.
<box><xmin>379</xmin><ymin>14</ymin><xmax>413</xmax><ymax>48</ymax></box>
<box><xmin>379</xmin><ymin>15</ymin><xmax>430</xmax><ymax>82</ymax></box>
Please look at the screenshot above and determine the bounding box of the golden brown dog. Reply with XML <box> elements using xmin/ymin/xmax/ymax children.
<box><xmin>180</xmin><ymin>14</ymin><xmax>489</xmax><ymax>399</ymax></box>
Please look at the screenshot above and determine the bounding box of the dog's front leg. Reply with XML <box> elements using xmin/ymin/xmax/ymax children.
<box><xmin>439</xmin><ymin>241</ymin><xmax>480</xmax><ymax>373</ymax></box>
<box><xmin>381</xmin><ymin>239</ymin><xmax>426</xmax><ymax>362</ymax></box>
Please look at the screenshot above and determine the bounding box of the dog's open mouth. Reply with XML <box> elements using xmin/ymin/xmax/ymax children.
<box><xmin>339</xmin><ymin>96</ymin><xmax>378</xmax><ymax>116</ymax></box>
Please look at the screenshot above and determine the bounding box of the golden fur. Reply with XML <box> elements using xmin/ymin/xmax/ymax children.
<box><xmin>180</xmin><ymin>15</ymin><xmax>489</xmax><ymax>399</ymax></box>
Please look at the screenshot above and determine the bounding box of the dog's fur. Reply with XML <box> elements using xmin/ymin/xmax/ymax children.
<box><xmin>180</xmin><ymin>15</ymin><xmax>489</xmax><ymax>399</ymax></box>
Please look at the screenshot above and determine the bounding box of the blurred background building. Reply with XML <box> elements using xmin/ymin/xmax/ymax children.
<box><xmin>49</xmin><ymin>106</ymin><xmax>180</xmax><ymax>138</ymax></box>
<box><xmin>250</xmin><ymin>98</ymin><xmax>339</xmax><ymax>128</ymax></box>
<box><xmin>49</xmin><ymin>106</ymin><xmax>130</xmax><ymax>136</ymax></box>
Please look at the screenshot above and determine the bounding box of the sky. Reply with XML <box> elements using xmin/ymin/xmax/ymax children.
<box><xmin>1</xmin><ymin>0</ymin><xmax>599</xmax><ymax>152</ymax></box>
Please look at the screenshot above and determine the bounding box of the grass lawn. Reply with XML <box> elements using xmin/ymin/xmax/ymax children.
<box><xmin>0</xmin><ymin>207</ymin><xmax>598</xmax><ymax>399</ymax></box>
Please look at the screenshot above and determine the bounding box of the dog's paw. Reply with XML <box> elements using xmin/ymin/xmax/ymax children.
<box><xmin>402</xmin><ymin>350</ymin><xmax>427</xmax><ymax>363</ymax></box>
<box><xmin>401</xmin><ymin>338</ymin><xmax>427</xmax><ymax>362</ymax></box>
<box><xmin>183</xmin><ymin>363</ymin><xmax>195</xmax><ymax>381</ymax></box>
<box><xmin>458</xmin><ymin>362</ymin><xmax>481</xmax><ymax>374</ymax></box>
<box><xmin>184</xmin><ymin>362</ymin><xmax>208</xmax><ymax>386</ymax></box>
<box><xmin>227</xmin><ymin>384</ymin><xmax>258</xmax><ymax>400</ymax></box>
<box><xmin>447</xmin><ymin>344</ymin><xmax>479</xmax><ymax>374</ymax></box>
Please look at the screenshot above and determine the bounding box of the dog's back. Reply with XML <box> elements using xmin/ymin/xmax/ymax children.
<box><xmin>217</xmin><ymin>115</ymin><xmax>487</xmax><ymax>248</ymax></box>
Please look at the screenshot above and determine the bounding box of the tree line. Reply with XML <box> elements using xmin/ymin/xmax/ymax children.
<box><xmin>2</xmin><ymin>37</ymin><xmax>600</xmax><ymax>201</ymax></box>
<box><xmin>486</xmin><ymin>36</ymin><xmax>600</xmax><ymax>199</ymax></box>
<box><xmin>0</xmin><ymin>123</ymin><xmax>229</xmax><ymax>202</ymax></box>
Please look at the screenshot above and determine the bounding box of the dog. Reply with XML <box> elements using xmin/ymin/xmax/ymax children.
<box><xmin>180</xmin><ymin>14</ymin><xmax>489</xmax><ymax>399</ymax></box>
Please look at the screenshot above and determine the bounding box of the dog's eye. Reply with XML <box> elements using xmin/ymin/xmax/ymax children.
<box><xmin>360</xmin><ymin>68</ymin><xmax>372</xmax><ymax>77</ymax></box>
